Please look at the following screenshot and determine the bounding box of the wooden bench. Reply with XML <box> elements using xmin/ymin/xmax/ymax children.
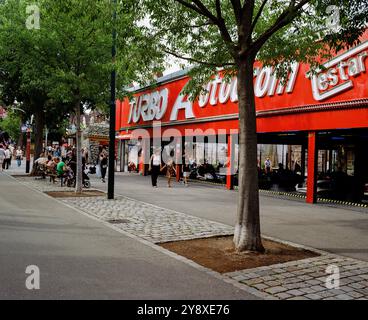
<box><xmin>46</xmin><ymin>170</ymin><xmax>58</xmax><ymax>183</ymax></box>
<box><xmin>42</xmin><ymin>166</ymin><xmax>59</xmax><ymax>184</ymax></box>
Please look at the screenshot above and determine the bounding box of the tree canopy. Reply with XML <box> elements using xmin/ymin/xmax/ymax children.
<box><xmin>142</xmin><ymin>0</ymin><xmax>368</xmax><ymax>94</ymax></box>
<box><xmin>0</xmin><ymin>0</ymin><xmax>164</xmax><ymax>189</ymax></box>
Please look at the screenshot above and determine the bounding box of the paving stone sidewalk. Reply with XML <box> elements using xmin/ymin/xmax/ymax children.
<box><xmin>62</xmin><ymin>196</ymin><xmax>234</xmax><ymax>243</ymax></box>
<box><xmin>13</xmin><ymin>175</ymin><xmax>368</xmax><ymax>300</ymax></box>
<box><xmin>226</xmin><ymin>254</ymin><xmax>368</xmax><ymax>300</ymax></box>
<box><xmin>12</xmin><ymin>176</ymin><xmax>233</xmax><ymax>243</ymax></box>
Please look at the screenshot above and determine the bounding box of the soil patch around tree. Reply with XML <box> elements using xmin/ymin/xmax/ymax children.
<box><xmin>160</xmin><ymin>236</ymin><xmax>318</xmax><ymax>273</ymax></box>
<box><xmin>45</xmin><ymin>190</ymin><xmax>106</xmax><ymax>198</ymax></box>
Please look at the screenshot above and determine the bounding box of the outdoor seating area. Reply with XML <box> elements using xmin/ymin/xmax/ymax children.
<box><xmin>33</xmin><ymin>161</ymin><xmax>68</xmax><ymax>187</ymax></box>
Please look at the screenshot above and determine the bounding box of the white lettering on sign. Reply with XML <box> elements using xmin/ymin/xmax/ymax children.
<box><xmin>254</xmin><ymin>62</ymin><xmax>299</xmax><ymax>98</ymax></box>
<box><xmin>209</xmin><ymin>75</ymin><xmax>222</xmax><ymax>105</ymax></box>
<box><xmin>219</xmin><ymin>79</ymin><xmax>231</xmax><ymax>103</ymax></box>
<box><xmin>230</xmin><ymin>78</ymin><xmax>238</xmax><ymax>102</ymax></box>
<box><xmin>309</xmin><ymin>41</ymin><xmax>368</xmax><ymax>101</ymax></box>
<box><xmin>198</xmin><ymin>83</ymin><xmax>211</xmax><ymax>107</ymax></box>
<box><xmin>198</xmin><ymin>62</ymin><xmax>299</xmax><ymax>108</ymax></box>
<box><xmin>170</xmin><ymin>90</ymin><xmax>194</xmax><ymax>121</ymax></box>
<box><xmin>128</xmin><ymin>88</ymin><xmax>168</xmax><ymax>123</ymax></box>
<box><xmin>198</xmin><ymin>76</ymin><xmax>234</xmax><ymax>106</ymax></box>
<box><xmin>255</xmin><ymin>67</ymin><xmax>272</xmax><ymax>97</ymax></box>
<box><xmin>128</xmin><ymin>62</ymin><xmax>300</xmax><ymax>123</ymax></box>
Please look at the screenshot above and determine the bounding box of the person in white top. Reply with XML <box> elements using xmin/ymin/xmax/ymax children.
<box><xmin>9</xmin><ymin>144</ymin><xmax>14</xmax><ymax>167</ymax></box>
<box><xmin>149</xmin><ymin>148</ymin><xmax>162</xmax><ymax>187</ymax></box>
<box><xmin>0</xmin><ymin>144</ymin><xmax>5</xmax><ymax>171</ymax></box>
<box><xmin>15</xmin><ymin>146</ymin><xmax>23</xmax><ymax>167</ymax></box>
<box><xmin>34</xmin><ymin>153</ymin><xmax>48</xmax><ymax>166</ymax></box>
<box><xmin>4</xmin><ymin>146</ymin><xmax>11</xmax><ymax>169</ymax></box>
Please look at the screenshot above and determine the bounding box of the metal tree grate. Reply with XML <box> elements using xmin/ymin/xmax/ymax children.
<box><xmin>107</xmin><ymin>218</ymin><xmax>130</xmax><ymax>224</ymax></box>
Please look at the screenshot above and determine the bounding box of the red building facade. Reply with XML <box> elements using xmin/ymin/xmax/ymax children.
<box><xmin>116</xmin><ymin>35</ymin><xmax>368</xmax><ymax>204</ymax></box>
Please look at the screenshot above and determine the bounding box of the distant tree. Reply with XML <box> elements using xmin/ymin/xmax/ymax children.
<box><xmin>0</xmin><ymin>0</ymin><xmax>163</xmax><ymax>191</ymax></box>
<box><xmin>36</xmin><ymin>0</ymin><xmax>163</xmax><ymax>193</ymax></box>
<box><xmin>0</xmin><ymin>110</ymin><xmax>22</xmax><ymax>143</ymax></box>
<box><xmin>0</xmin><ymin>0</ymin><xmax>71</xmax><ymax>160</ymax></box>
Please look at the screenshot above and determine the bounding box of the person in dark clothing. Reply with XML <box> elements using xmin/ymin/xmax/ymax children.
<box><xmin>149</xmin><ymin>148</ymin><xmax>161</xmax><ymax>187</ymax></box>
<box><xmin>100</xmin><ymin>151</ymin><xmax>108</xmax><ymax>182</ymax></box>
<box><xmin>69</xmin><ymin>154</ymin><xmax>77</xmax><ymax>177</ymax></box>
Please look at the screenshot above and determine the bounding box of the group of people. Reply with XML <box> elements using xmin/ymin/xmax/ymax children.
<box><xmin>38</xmin><ymin>145</ymin><xmax>108</xmax><ymax>183</ymax></box>
<box><xmin>35</xmin><ymin>155</ymin><xmax>66</xmax><ymax>183</ymax></box>
<box><xmin>148</xmin><ymin>148</ymin><xmax>191</xmax><ymax>188</ymax></box>
<box><xmin>0</xmin><ymin>137</ymin><xmax>109</xmax><ymax>186</ymax></box>
<box><xmin>43</xmin><ymin>145</ymin><xmax>89</xmax><ymax>163</ymax></box>
<box><xmin>0</xmin><ymin>144</ymin><xmax>24</xmax><ymax>171</ymax></box>
<box><xmin>34</xmin><ymin>150</ymin><xmax>83</xmax><ymax>186</ymax></box>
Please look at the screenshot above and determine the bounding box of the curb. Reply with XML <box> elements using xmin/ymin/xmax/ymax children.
<box><xmin>259</xmin><ymin>189</ymin><xmax>306</xmax><ymax>199</ymax></box>
<box><xmin>259</xmin><ymin>189</ymin><xmax>368</xmax><ymax>209</ymax></box>
<box><xmin>318</xmin><ymin>197</ymin><xmax>368</xmax><ymax>208</ymax></box>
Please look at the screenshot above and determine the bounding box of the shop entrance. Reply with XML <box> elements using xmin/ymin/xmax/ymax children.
<box><xmin>118</xmin><ymin>129</ymin><xmax>368</xmax><ymax>204</ymax></box>
<box><xmin>314</xmin><ymin>129</ymin><xmax>368</xmax><ymax>203</ymax></box>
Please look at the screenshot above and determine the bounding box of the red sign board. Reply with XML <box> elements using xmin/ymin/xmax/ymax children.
<box><xmin>117</xmin><ymin>34</ymin><xmax>368</xmax><ymax>135</ymax></box>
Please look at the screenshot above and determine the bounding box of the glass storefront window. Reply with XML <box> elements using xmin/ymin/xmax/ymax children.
<box><xmin>126</xmin><ymin>140</ymin><xmax>139</xmax><ymax>172</ymax></box>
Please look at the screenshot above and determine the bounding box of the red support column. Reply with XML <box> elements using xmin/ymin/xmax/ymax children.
<box><xmin>226</xmin><ymin>134</ymin><xmax>234</xmax><ymax>190</ymax></box>
<box><xmin>176</xmin><ymin>164</ymin><xmax>181</xmax><ymax>182</ymax></box>
<box><xmin>306</xmin><ymin>132</ymin><xmax>317</xmax><ymax>204</ymax></box>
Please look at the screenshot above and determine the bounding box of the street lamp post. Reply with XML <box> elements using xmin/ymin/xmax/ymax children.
<box><xmin>108</xmin><ymin>0</ymin><xmax>117</xmax><ymax>200</ymax></box>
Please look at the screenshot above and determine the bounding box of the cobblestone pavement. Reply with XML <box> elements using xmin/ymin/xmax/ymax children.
<box><xmin>62</xmin><ymin>196</ymin><xmax>234</xmax><ymax>243</ymax></box>
<box><xmin>13</xmin><ymin>177</ymin><xmax>233</xmax><ymax>243</ymax></box>
<box><xmin>13</xmin><ymin>175</ymin><xmax>368</xmax><ymax>300</ymax></box>
<box><xmin>226</xmin><ymin>254</ymin><xmax>368</xmax><ymax>300</ymax></box>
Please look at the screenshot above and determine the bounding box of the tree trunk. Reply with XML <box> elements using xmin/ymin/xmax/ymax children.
<box><xmin>17</xmin><ymin>128</ymin><xmax>24</xmax><ymax>149</ymax></box>
<box><xmin>33</xmin><ymin>108</ymin><xmax>44</xmax><ymax>159</ymax></box>
<box><xmin>30</xmin><ymin>107</ymin><xmax>44</xmax><ymax>176</ymax></box>
<box><xmin>233</xmin><ymin>56</ymin><xmax>265</xmax><ymax>253</ymax></box>
<box><xmin>75</xmin><ymin>101</ymin><xmax>83</xmax><ymax>194</ymax></box>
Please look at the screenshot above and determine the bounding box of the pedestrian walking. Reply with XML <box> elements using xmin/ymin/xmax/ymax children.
<box><xmin>4</xmin><ymin>146</ymin><xmax>11</xmax><ymax>169</ymax></box>
<box><xmin>0</xmin><ymin>144</ymin><xmax>5</xmax><ymax>172</ymax></box>
<box><xmin>149</xmin><ymin>148</ymin><xmax>161</xmax><ymax>187</ymax></box>
<box><xmin>161</xmin><ymin>159</ymin><xmax>176</xmax><ymax>188</ymax></box>
<box><xmin>99</xmin><ymin>151</ymin><xmax>108</xmax><ymax>183</ymax></box>
<box><xmin>15</xmin><ymin>146</ymin><xmax>23</xmax><ymax>167</ymax></box>
<box><xmin>9</xmin><ymin>144</ymin><xmax>14</xmax><ymax>167</ymax></box>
